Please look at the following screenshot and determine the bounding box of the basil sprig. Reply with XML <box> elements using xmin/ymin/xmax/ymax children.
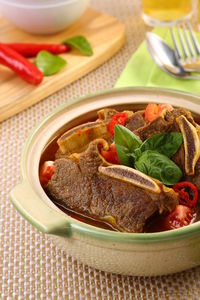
<box><xmin>63</xmin><ymin>35</ymin><xmax>93</xmax><ymax>56</ymax></box>
<box><xmin>114</xmin><ymin>125</ymin><xmax>142</xmax><ymax>166</ymax></box>
<box><xmin>36</xmin><ymin>51</ymin><xmax>66</xmax><ymax>76</ymax></box>
<box><xmin>134</xmin><ymin>150</ymin><xmax>183</xmax><ymax>185</ymax></box>
<box><xmin>140</xmin><ymin>132</ymin><xmax>183</xmax><ymax>158</ymax></box>
<box><xmin>114</xmin><ymin>125</ymin><xmax>183</xmax><ymax>185</ymax></box>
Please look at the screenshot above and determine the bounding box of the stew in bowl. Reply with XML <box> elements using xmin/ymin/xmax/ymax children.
<box><xmin>10</xmin><ymin>87</ymin><xmax>200</xmax><ymax>276</ymax></box>
<box><xmin>39</xmin><ymin>103</ymin><xmax>200</xmax><ymax>234</ymax></box>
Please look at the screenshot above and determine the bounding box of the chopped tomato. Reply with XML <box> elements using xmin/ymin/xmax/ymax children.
<box><xmin>144</xmin><ymin>103</ymin><xmax>173</xmax><ymax>123</ymax></box>
<box><xmin>101</xmin><ymin>143</ymin><xmax>120</xmax><ymax>164</ymax></box>
<box><xmin>144</xmin><ymin>104</ymin><xmax>159</xmax><ymax>123</ymax></box>
<box><xmin>163</xmin><ymin>205</ymin><xmax>194</xmax><ymax>230</ymax></box>
<box><xmin>108</xmin><ymin>112</ymin><xmax>127</xmax><ymax>136</ymax></box>
<box><xmin>39</xmin><ymin>161</ymin><xmax>55</xmax><ymax>188</ymax></box>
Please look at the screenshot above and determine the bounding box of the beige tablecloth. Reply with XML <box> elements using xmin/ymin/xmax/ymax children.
<box><xmin>1</xmin><ymin>0</ymin><xmax>200</xmax><ymax>299</ymax></box>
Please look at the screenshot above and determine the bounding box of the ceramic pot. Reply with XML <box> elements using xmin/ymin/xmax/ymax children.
<box><xmin>10</xmin><ymin>87</ymin><xmax>200</xmax><ymax>276</ymax></box>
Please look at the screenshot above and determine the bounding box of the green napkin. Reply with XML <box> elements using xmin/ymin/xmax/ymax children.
<box><xmin>115</xmin><ymin>28</ymin><xmax>200</xmax><ymax>95</ymax></box>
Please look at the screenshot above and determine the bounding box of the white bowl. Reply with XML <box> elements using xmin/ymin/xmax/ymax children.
<box><xmin>0</xmin><ymin>0</ymin><xmax>90</xmax><ymax>34</ymax></box>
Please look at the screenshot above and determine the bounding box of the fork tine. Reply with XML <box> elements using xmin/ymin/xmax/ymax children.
<box><xmin>177</xmin><ymin>25</ymin><xmax>190</xmax><ymax>59</ymax></box>
<box><xmin>170</xmin><ymin>27</ymin><xmax>182</xmax><ymax>61</ymax></box>
<box><xmin>182</xmin><ymin>23</ymin><xmax>196</xmax><ymax>59</ymax></box>
<box><xmin>187</xmin><ymin>22</ymin><xmax>200</xmax><ymax>56</ymax></box>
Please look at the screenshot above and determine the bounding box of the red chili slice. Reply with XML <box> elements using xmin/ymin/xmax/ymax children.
<box><xmin>108</xmin><ymin>112</ymin><xmax>127</xmax><ymax>136</ymax></box>
<box><xmin>173</xmin><ymin>181</ymin><xmax>198</xmax><ymax>208</ymax></box>
<box><xmin>100</xmin><ymin>143</ymin><xmax>120</xmax><ymax>164</ymax></box>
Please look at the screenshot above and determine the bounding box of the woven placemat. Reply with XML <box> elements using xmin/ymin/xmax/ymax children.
<box><xmin>1</xmin><ymin>0</ymin><xmax>200</xmax><ymax>299</ymax></box>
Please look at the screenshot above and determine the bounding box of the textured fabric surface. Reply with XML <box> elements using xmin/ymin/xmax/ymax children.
<box><xmin>1</xmin><ymin>0</ymin><xmax>200</xmax><ymax>299</ymax></box>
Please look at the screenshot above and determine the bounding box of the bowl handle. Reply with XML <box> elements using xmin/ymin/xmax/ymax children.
<box><xmin>10</xmin><ymin>180</ymin><xmax>71</xmax><ymax>237</ymax></box>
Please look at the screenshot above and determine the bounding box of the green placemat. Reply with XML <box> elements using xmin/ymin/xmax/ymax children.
<box><xmin>115</xmin><ymin>28</ymin><xmax>200</xmax><ymax>95</ymax></box>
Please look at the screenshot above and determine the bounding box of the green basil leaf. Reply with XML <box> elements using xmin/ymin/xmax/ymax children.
<box><xmin>63</xmin><ymin>35</ymin><xmax>93</xmax><ymax>56</ymax></box>
<box><xmin>132</xmin><ymin>148</ymin><xmax>142</xmax><ymax>161</ymax></box>
<box><xmin>134</xmin><ymin>150</ymin><xmax>183</xmax><ymax>185</ymax></box>
<box><xmin>115</xmin><ymin>144</ymin><xmax>131</xmax><ymax>166</ymax></box>
<box><xmin>140</xmin><ymin>132</ymin><xmax>183</xmax><ymax>158</ymax></box>
<box><xmin>114</xmin><ymin>125</ymin><xmax>142</xmax><ymax>151</ymax></box>
<box><xmin>114</xmin><ymin>125</ymin><xmax>142</xmax><ymax>166</ymax></box>
<box><xmin>36</xmin><ymin>51</ymin><xmax>66</xmax><ymax>76</ymax></box>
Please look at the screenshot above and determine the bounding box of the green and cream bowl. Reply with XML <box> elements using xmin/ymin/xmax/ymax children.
<box><xmin>10</xmin><ymin>87</ymin><xmax>200</xmax><ymax>276</ymax></box>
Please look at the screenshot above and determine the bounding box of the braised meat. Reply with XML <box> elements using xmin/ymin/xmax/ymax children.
<box><xmin>46</xmin><ymin>139</ymin><xmax>178</xmax><ymax>233</ymax></box>
<box><xmin>135</xmin><ymin>108</ymin><xmax>196</xmax><ymax>142</ymax></box>
<box><xmin>135</xmin><ymin>117</ymin><xmax>170</xmax><ymax>141</ymax></box>
<box><xmin>165</xmin><ymin>108</ymin><xmax>196</xmax><ymax>127</ymax></box>
<box><xmin>126</xmin><ymin>111</ymin><xmax>146</xmax><ymax>131</ymax></box>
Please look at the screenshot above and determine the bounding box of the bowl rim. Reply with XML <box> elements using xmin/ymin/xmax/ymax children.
<box><xmin>0</xmin><ymin>0</ymin><xmax>86</xmax><ymax>9</ymax></box>
<box><xmin>18</xmin><ymin>86</ymin><xmax>200</xmax><ymax>243</ymax></box>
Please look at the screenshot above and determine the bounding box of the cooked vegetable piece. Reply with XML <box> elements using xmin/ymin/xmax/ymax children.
<box><xmin>140</xmin><ymin>132</ymin><xmax>183</xmax><ymax>158</ymax></box>
<box><xmin>108</xmin><ymin>113</ymin><xmax>128</xmax><ymax>136</ymax></box>
<box><xmin>162</xmin><ymin>205</ymin><xmax>194</xmax><ymax>230</ymax></box>
<box><xmin>39</xmin><ymin>161</ymin><xmax>55</xmax><ymax>187</ymax></box>
<box><xmin>144</xmin><ymin>104</ymin><xmax>159</xmax><ymax>123</ymax></box>
<box><xmin>173</xmin><ymin>181</ymin><xmax>198</xmax><ymax>208</ymax></box>
<box><xmin>100</xmin><ymin>143</ymin><xmax>120</xmax><ymax>164</ymax></box>
<box><xmin>177</xmin><ymin>115</ymin><xmax>200</xmax><ymax>175</ymax></box>
<box><xmin>134</xmin><ymin>150</ymin><xmax>183</xmax><ymax>185</ymax></box>
<box><xmin>114</xmin><ymin>124</ymin><xmax>142</xmax><ymax>166</ymax></box>
<box><xmin>1</xmin><ymin>43</ymin><xmax>70</xmax><ymax>57</ymax></box>
<box><xmin>0</xmin><ymin>44</ymin><xmax>43</xmax><ymax>85</ymax></box>
<box><xmin>144</xmin><ymin>103</ymin><xmax>173</xmax><ymax>123</ymax></box>
<box><xmin>114</xmin><ymin>125</ymin><xmax>183</xmax><ymax>185</ymax></box>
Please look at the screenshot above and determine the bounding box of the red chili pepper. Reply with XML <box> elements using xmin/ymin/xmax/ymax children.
<box><xmin>1</xmin><ymin>43</ymin><xmax>70</xmax><ymax>57</ymax></box>
<box><xmin>0</xmin><ymin>44</ymin><xmax>43</xmax><ymax>85</ymax></box>
<box><xmin>100</xmin><ymin>143</ymin><xmax>120</xmax><ymax>164</ymax></box>
<box><xmin>108</xmin><ymin>112</ymin><xmax>127</xmax><ymax>136</ymax></box>
<box><xmin>173</xmin><ymin>181</ymin><xmax>198</xmax><ymax>208</ymax></box>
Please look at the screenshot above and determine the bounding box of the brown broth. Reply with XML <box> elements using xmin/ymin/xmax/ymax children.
<box><xmin>40</xmin><ymin>135</ymin><xmax>58</xmax><ymax>166</ymax></box>
<box><xmin>54</xmin><ymin>201</ymin><xmax>118</xmax><ymax>231</ymax></box>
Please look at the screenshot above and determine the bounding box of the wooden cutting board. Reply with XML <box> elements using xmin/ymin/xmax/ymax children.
<box><xmin>0</xmin><ymin>8</ymin><xmax>125</xmax><ymax>122</ymax></box>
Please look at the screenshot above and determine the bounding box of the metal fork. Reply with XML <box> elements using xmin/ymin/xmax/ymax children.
<box><xmin>170</xmin><ymin>23</ymin><xmax>200</xmax><ymax>72</ymax></box>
